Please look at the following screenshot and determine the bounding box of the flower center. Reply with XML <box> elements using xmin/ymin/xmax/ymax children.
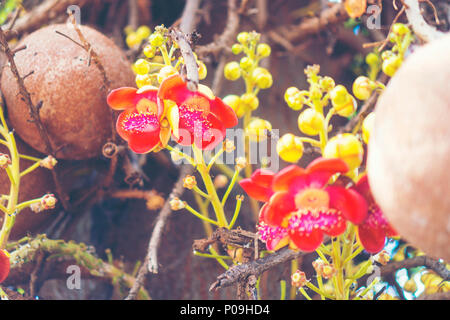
<box><xmin>136</xmin><ymin>98</ymin><xmax>158</xmax><ymax>114</ymax></box>
<box><xmin>123</xmin><ymin>112</ymin><xmax>158</xmax><ymax>133</ymax></box>
<box><xmin>294</xmin><ymin>188</ymin><xmax>329</xmax><ymax>210</ymax></box>
<box><xmin>183</xmin><ymin>95</ymin><xmax>210</xmax><ymax>117</ymax></box>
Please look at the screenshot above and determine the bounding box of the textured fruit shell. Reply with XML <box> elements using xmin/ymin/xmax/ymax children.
<box><xmin>1</xmin><ymin>24</ymin><xmax>135</xmax><ymax>160</ymax></box>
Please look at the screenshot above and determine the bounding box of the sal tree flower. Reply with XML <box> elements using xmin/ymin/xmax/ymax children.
<box><xmin>107</xmin><ymin>86</ymin><xmax>167</xmax><ymax>153</ymax></box>
<box><xmin>353</xmin><ymin>175</ymin><xmax>398</xmax><ymax>253</ymax></box>
<box><xmin>158</xmin><ymin>74</ymin><xmax>238</xmax><ymax>150</ymax></box>
<box><xmin>240</xmin><ymin>158</ymin><xmax>368</xmax><ymax>252</ymax></box>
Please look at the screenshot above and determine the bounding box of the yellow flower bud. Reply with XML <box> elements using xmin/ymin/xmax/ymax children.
<box><xmin>403</xmin><ymin>279</ymin><xmax>417</xmax><ymax>293</ymax></box>
<box><xmin>136</xmin><ymin>74</ymin><xmax>152</xmax><ymax>88</ymax></box>
<box><xmin>245</xmin><ymin>118</ymin><xmax>272</xmax><ymax>142</ymax></box>
<box><xmin>143</xmin><ymin>44</ymin><xmax>156</xmax><ymax>58</ymax></box>
<box><xmin>256</xmin><ymin>43</ymin><xmax>271</xmax><ymax>57</ymax></box>
<box><xmin>276</xmin><ymin>133</ymin><xmax>304</xmax><ymax>163</ymax></box>
<box><xmin>0</xmin><ymin>153</ymin><xmax>12</xmax><ymax>169</ymax></box>
<box><xmin>235</xmin><ymin>157</ymin><xmax>248</xmax><ymax>171</ymax></box>
<box><xmin>223</xmin><ymin>139</ymin><xmax>236</xmax><ymax>153</ymax></box>
<box><xmin>291</xmin><ymin>270</ymin><xmax>307</xmax><ymax>288</ymax></box>
<box><xmin>323</xmin><ymin>133</ymin><xmax>364</xmax><ymax>170</ymax></box>
<box><xmin>169</xmin><ymin>197</ymin><xmax>186</xmax><ymax>211</ymax></box>
<box><xmin>284</xmin><ymin>87</ymin><xmax>305</xmax><ymax>111</ymax></box>
<box><xmin>334</xmin><ymin>96</ymin><xmax>357</xmax><ymax>117</ymax></box>
<box><xmin>319</xmin><ymin>76</ymin><xmax>335</xmax><ymax>92</ymax></box>
<box><xmin>382</xmin><ymin>55</ymin><xmax>402</xmax><ymax>77</ymax></box>
<box><xmin>330</xmin><ymin>85</ymin><xmax>350</xmax><ymax>106</ymax></box>
<box><xmin>237</xmin><ymin>32</ymin><xmax>250</xmax><ymax>44</ymax></box>
<box><xmin>241</xmin><ymin>93</ymin><xmax>259</xmax><ymax>111</ymax></box>
<box><xmin>126</xmin><ymin>32</ymin><xmax>140</xmax><ymax>48</ymax></box>
<box><xmin>252</xmin><ymin>67</ymin><xmax>272</xmax><ymax>89</ymax></box>
<box><xmin>198</xmin><ymin>61</ymin><xmax>207</xmax><ymax>80</ymax></box>
<box><xmin>136</xmin><ymin>25</ymin><xmax>151</xmax><ymax>40</ymax></box>
<box><xmin>362</xmin><ymin>112</ymin><xmax>375</xmax><ymax>144</ymax></box>
<box><xmin>157</xmin><ymin>65</ymin><xmax>178</xmax><ymax>83</ymax></box>
<box><xmin>134</xmin><ymin>59</ymin><xmax>150</xmax><ymax>75</ymax></box>
<box><xmin>352</xmin><ymin>76</ymin><xmax>374</xmax><ymax>100</ymax></box>
<box><xmin>149</xmin><ymin>32</ymin><xmax>164</xmax><ymax>47</ymax></box>
<box><xmin>297</xmin><ymin>108</ymin><xmax>325</xmax><ymax>136</ymax></box>
<box><xmin>239</xmin><ymin>57</ymin><xmax>253</xmax><ymax>71</ymax></box>
<box><xmin>392</xmin><ymin>23</ymin><xmax>410</xmax><ymax>37</ymax></box>
<box><xmin>365</xmin><ymin>52</ymin><xmax>380</xmax><ymax>66</ymax></box>
<box><xmin>231</xmin><ymin>43</ymin><xmax>243</xmax><ymax>55</ymax></box>
<box><xmin>224</xmin><ymin>61</ymin><xmax>241</xmax><ymax>81</ymax></box>
<box><xmin>223</xmin><ymin>95</ymin><xmax>245</xmax><ymax>118</ymax></box>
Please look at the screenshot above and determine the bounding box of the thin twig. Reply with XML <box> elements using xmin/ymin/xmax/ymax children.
<box><xmin>404</xmin><ymin>0</ymin><xmax>445</xmax><ymax>42</ymax></box>
<box><xmin>125</xmin><ymin>165</ymin><xmax>194</xmax><ymax>300</ymax></box>
<box><xmin>170</xmin><ymin>29</ymin><xmax>199</xmax><ymax>91</ymax></box>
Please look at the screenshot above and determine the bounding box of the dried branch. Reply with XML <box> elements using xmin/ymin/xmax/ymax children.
<box><xmin>5</xmin><ymin>0</ymin><xmax>88</xmax><ymax>41</ymax></box>
<box><xmin>209</xmin><ymin>247</ymin><xmax>305</xmax><ymax>292</ymax></box>
<box><xmin>275</xmin><ymin>3</ymin><xmax>348</xmax><ymax>43</ymax></box>
<box><xmin>404</xmin><ymin>0</ymin><xmax>445</xmax><ymax>42</ymax></box>
<box><xmin>379</xmin><ymin>256</ymin><xmax>450</xmax><ymax>280</ymax></box>
<box><xmin>179</xmin><ymin>0</ymin><xmax>201</xmax><ymax>34</ymax></box>
<box><xmin>125</xmin><ymin>165</ymin><xmax>194</xmax><ymax>300</ymax></box>
<box><xmin>170</xmin><ymin>29</ymin><xmax>199</xmax><ymax>91</ymax></box>
<box><xmin>196</xmin><ymin>0</ymin><xmax>240</xmax><ymax>56</ymax></box>
<box><xmin>417</xmin><ymin>291</ymin><xmax>450</xmax><ymax>300</ymax></box>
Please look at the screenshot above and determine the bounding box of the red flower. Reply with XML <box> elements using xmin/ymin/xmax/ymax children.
<box><xmin>158</xmin><ymin>74</ymin><xmax>238</xmax><ymax>150</ymax></box>
<box><xmin>107</xmin><ymin>86</ymin><xmax>167</xmax><ymax>153</ymax></box>
<box><xmin>0</xmin><ymin>250</ymin><xmax>10</xmax><ymax>284</ymax></box>
<box><xmin>240</xmin><ymin>158</ymin><xmax>368</xmax><ymax>252</ymax></box>
<box><xmin>239</xmin><ymin>169</ymin><xmax>275</xmax><ymax>202</ymax></box>
<box><xmin>354</xmin><ymin>175</ymin><xmax>398</xmax><ymax>253</ymax></box>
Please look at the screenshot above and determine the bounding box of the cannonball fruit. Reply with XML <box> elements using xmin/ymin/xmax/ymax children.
<box><xmin>367</xmin><ymin>35</ymin><xmax>450</xmax><ymax>262</ymax></box>
<box><xmin>0</xmin><ymin>137</ymin><xmax>55</xmax><ymax>239</ymax></box>
<box><xmin>1</xmin><ymin>24</ymin><xmax>135</xmax><ymax>160</ymax></box>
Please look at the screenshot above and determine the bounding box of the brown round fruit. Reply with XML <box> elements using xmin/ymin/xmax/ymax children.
<box><xmin>367</xmin><ymin>35</ymin><xmax>450</xmax><ymax>262</ymax></box>
<box><xmin>0</xmin><ymin>137</ymin><xmax>56</xmax><ymax>239</ymax></box>
<box><xmin>1</xmin><ymin>24</ymin><xmax>135</xmax><ymax>160</ymax></box>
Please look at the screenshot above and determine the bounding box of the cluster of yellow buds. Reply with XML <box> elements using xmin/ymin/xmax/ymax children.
<box><xmin>223</xmin><ymin>31</ymin><xmax>272</xmax><ymax>117</ymax></box>
<box><xmin>125</xmin><ymin>25</ymin><xmax>152</xmax><ymax>49</ymax></box>
<box><xmin>381</xmin><ymin>23</ymin><xmax>413</xmax><ymax>77</ymax></box>
<box><xmin>130</xmin><ymin>26</ymin><xmax>207</xmax><ymax>88</ymax></box>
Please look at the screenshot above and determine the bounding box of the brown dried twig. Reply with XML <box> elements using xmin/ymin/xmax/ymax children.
<box><xmin>209</xmin><ymin>247</ymin><xmax>306</xmax><ymax>292</ymax></box>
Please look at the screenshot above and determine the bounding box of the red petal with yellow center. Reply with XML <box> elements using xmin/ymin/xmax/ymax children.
<box><xmin>262</xmin><ymin>191</ymin><xmax>296</xmax><ymax>226</ymax></box>
<box><xmin>107</xmin><ymin>87</ymin><xmax>138</xmax><ymax>110</ymax></box>
<box><xmin>0</xmin><ymin>250</ymin><xmax>10</xmax><ymax>283</ymax></box>
<box><xmin>327</xmin><ymin>186</ymin><xmax>368</xmax><ymax>224</ymax></box>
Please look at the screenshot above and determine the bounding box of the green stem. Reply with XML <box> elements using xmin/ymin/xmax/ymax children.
<box><xmin>306</xmin><ymin>281</ymin><xmax>334</xmax><ymax>300</ymax></box>
<box><xmin>192</xmin><ymin>185</ymin><xmax>210</xmax><ymax>199</ymax></box>
<box><xmin>228</xmin><ymin>196</ymin><xmax>243</xmax><ymax>229</ymax></box>
<box><xmin>221</xmin><ymin>169</ymin><xmax>239</xmax><ymax>206</ymax></box>
<box><xmin>19</xmin><ymin>161</ymin><xmax>41</xmax><ymax>177</ymax></box>
<box><xmin>193</xmin><ymin>250</ymin><xmax>231</xmax><ymax>260</ymax></box>
<box><xmin>183</xmin><ymin>202</ymin><xmax>219</xmax><ymax>226</ymax></box>
<box><xmin>192</xmin><ymin>145</ymin><xmax>228</xmax><ymax>228</ymax></box>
